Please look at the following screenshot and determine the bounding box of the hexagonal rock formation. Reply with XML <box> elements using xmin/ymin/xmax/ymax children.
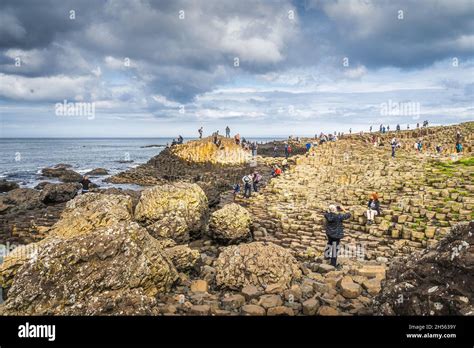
<box><xmin>171</xmin><ymin>136</ymin><xmax>251</xmax><ymax>165</ymax></box>
<box><xmin>209</xmin><ymin>203</ymin><xmax>252</xmax><ymax>244</ymax></box>
<box><xmin>2</xmin><ymin>222</ymin><xmax>179</xmax><ymax>315</ymax></box>
<box><xmin>134</xmin><ymin>183</ymin><xmax>208</xmax><ymax>243</ymax></box>
<box><xmin>49</xmin><ymin>193</ymin><xmax>133</xmax><ymax>238</ymax></box>
<box><xmin>215</xmin><ymin>242</ymin><xmax>302</xmax><ymax>291</ymax></box>
<box><xmin>374</xmin><ymin>222</ymin><xmax>473</xmax><ymax>316</ymax></box>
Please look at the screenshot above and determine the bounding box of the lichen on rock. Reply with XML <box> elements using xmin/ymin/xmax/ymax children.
<box><xmin>215</xmin><ymin>242</ymin><xmax>302</xmax><ymax>291</ymax></box>
<box><xmin>2</xmin><ymin>222</ymin><xmax>179</xmax><ymax>315</ymax></box>
<box><xmin>209</xmin><ymin>203</ymin><xmax>252</xmax><ymax>244</ymax></box>
<box><xmin>134</xmin><ymin>183</ymin><xmax>208</xmax><ymax>243</ymax></box>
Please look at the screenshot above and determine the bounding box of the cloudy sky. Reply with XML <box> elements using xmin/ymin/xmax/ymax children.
<box><xmin>0</xmin><ymin>0</ymin><xmax>473</xmax><ymax>137</ymax></box>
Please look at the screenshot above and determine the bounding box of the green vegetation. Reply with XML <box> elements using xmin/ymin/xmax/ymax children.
<box><xmin>429</xmin><ymin>156</ymin><xmax>473</xmax><ymax>176</ymax></box>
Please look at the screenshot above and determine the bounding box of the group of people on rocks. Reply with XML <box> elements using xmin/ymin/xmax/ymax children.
<box><xmin>234</xmin><ymin>171</ymin><xmax>262</xmax><ymax>199</ymax></box>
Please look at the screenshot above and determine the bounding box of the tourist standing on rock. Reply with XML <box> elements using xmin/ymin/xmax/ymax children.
<box><xmin>252</xmin><ymin>171</ymin><xmax>262</xmax><ymax>192</ymax></box>
<box><xmin>232</xmin><ymin>182</ymin><xmax>240</xmax><ymax>201</ymax></box>
<box><xmin>225</xmin><ymin>126</ymin><xmax>230</xmax><ymax>138</ymax></box>
<box><xmin>284</xmin><ymin>143</ymin><xmax>289</xmax><ymax>158</ymax></box>
<box><xmin>436</xmin><ymin>144</ymin><xmax>442</xmax><ymax>154</ymax></box>
<box><xmin>242</xmin><ymin>174</ymin><xmax>253</xmax><ymax>198</ymax></box>
<box><xmin>396</xmin><ymin>124</ymin><xmax>400</xmax><ymax>132</ymax></box>
<box><xmin>391</xmin><ymin>138</ymin><xmax>399</xmax><ymax>157</ymax></box>
<box><xmin>198</xmin><ymin>127</ymin><xmax>203</xmax><ymax>138</ymax></box>
<box><xmin>251</xmin><ymin>142</ymin><xmax>258</xmax><ymax>157</ymax></box>
<box><xmin>456</xmin><ymin>141</ymin><xmax>463</xmax><ymax>153</ymax></box>
<box><xmin>370</xmin><ymin>125</ymin><xmax>372</xmax><ymax>132</ymax></box>
<box><xmin>234</xmin><ymin>133</ymin><xmax>241</xmax><ymax>145</ymax></box>
<box><xmin>177</xmin><ymin>135</ymin><xmax>184</xmax><ymax>144</ymax></box>
<box><xmin>366</xmin><ymin>193</ymin><xmax>380</xmax><ymax>225</ymax></box>
<box><xmin>80</xmin><ymin>175</ymin><xmax>91</xmax><ymax>194</ymax></box>
<box><xmin>324</xmin><ymin>204</ymin><xmax>351</xmax><ymax>268</ymax></box>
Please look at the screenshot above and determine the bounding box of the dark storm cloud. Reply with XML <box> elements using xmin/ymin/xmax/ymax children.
<box><xmin>304</xmin><ymin>0</ymin><xmax>474</xmax><ymax>68</ymax></box>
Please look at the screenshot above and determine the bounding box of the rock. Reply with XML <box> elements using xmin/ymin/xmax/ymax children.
<box><xmin>0</xmin><ymin>180</ymin><xmax>19</xmax><ymax>193</ymax></box>
<box><xmin>241</xmin><ymin>304</ymin><xmax>266</xmax><ymax>316</ymax></box>
<box><xmin>0</xmin><ymin>188</ymin><xmax>43</xmax><ymax>211</ymax></box>
<box><xmin>134</xmin><ymin>183</ymin><xmax>208</xmax><ymax>243</ymax></box>
<box><xmin>85</xmin><ymin>168</ymin><xmax>109</xmax><ymax>176</ymax></box>
<box><xmin>258</xmin><ymin>294</ymin><xmax>283</xmax><ymax>309</ymax></box>
<box><xmin>267</xmin><ymin>306</ymin><xmax>294</xmax><ymax>316</ymax></box>
<box><xmin>362</xmin><ymin>278</ymin><xmax>382</xmax><ymax>296</ymax></box>
<box><xmin>163</xmin><ymin>245</ymin><xmax>200</xmax><ymax>272</ymax></box>
<box><xmin>221</xmin><ymin>294</ymin><xmax>246</xmax><ymax>311</ymax></box>
<box><xmin>41</xmin><ymin>166</ymin><xmax>82</xmax><ymax>183</ymax></box>
<box><xmin>48</xmin><ymin>193</ymin><xmax>133</xmax><ymax>238</ymax></box>
<box><xmin>209</xmin><ymin>203</ymin><xmax>252</xmax><ymax>244</ymax></box>
<box><xmin>0</xmin><ymin>242</ymin><xmax>46</xmax><ymax>295</ymax></box>
<box><xmin>215</xmin><ymin>242</ymin><xmax>302</xmax><ymax>290</ymax></box>
<box><xmin>318</xmin><ymin>264</ymin><xmax>335</xmax><ymax>273</ymax></box>
<box><xmin>375</xmin><ymin>222</ymin><xmax>474</xmax><ymax>316</ymax></box>
<box><xmin>190</xmin><ymin>280</ymin><xmax>208</xmax><ymax>293</ymax></box>
<box><xmin>318</xmin><ymin>306</ymin><xmax>340</xmax><ymax>316</ymax></box>
<box><xmin>302</xmin><ymin>298</ymin><xmax>320</xmax><ymax>315</ymax></box>
<box><xmin>190</xmin><ymin>304</ymin><xmax>211</xmax><ymax>315</ymax></box>
<box><xmin>2</xmin><ymin>222</ymin><xmax>179</xmax><ymax>315</ymax></box>
<box><xmin>356</xmin><ymin>265</ymin><xmax>386</xmax><ymax>279</ymax></box>
<box><xmin>339</xmin><ymin>276</ymin><xmax>362</xmax><ymax>299</ymax></box>
<box><xmin>241</xmin><ymin>285</ymin><xmax>261</xmax><ymax>301</ymax></box>
<box><xmin>39</xmin><ymin>182</ymin><xmax>81</xmax><ymax>203</ymax></box>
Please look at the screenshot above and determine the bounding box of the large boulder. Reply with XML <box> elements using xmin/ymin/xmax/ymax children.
<box><xmin>209</xmin><ymin>203</ymin><xmax>252</xmax><ymax>244</ymax></box>
<box><xmin>2</xmin><ymin>222</ymin><xmax>179</xmax><ymax>315</ymax></box>
<box><xmin>39</xmin><ymin>182</ymin><xmax>81</xmax><ymax>204</ymax></box>
<box><xmin>215</xmin><ymin>242</ymin><xmax>302</xmax><ymax>291</ymax></box>
<box><xmin>375</xmin><ymin>222</ymin><xmax>473</xmax><ymax>315</ymax></box>
<box><xmin>0</xmin><ymin>179</ymin><xmax>19</xmax><ymax>193</ymax></box>
<box><xmin>134</xmin><ymin>183</ymin><xmax>208</xmax><ymax>243</ymax></box>
<box><xmin>48</xmin><ymin>193</ymin><xmax>133</xmax><ymax>238</ymax></box>
<box><xmin>0</xmin><ymin>188</ymin><xmax>43</xmax><ymax>212</ymax></box>
<box><xmin>85</xmin><ymin>168</ymin><xmax>109</xmax><ymax>176</ymax></box>
<box><xmin>163</xmin><ymin>245</ymin><xmax>200</xmax><ymax>272</ymax></box>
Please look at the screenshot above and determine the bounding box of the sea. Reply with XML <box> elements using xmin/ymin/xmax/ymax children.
<box><xmin>0</xmin><ymin>137</ymin><xmax>282</xmax><ymax>189</ymax></box>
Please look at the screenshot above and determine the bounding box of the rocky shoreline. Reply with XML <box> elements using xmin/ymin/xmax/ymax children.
<box><xmin>0</xmin><ymin>123</ymin><xmax>473</xmax><ymax>316</ymax></box>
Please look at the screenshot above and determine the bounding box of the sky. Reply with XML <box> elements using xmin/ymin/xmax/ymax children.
<box><xmin>0</xmin><ymin>0</ymin><xmax>473</xmax><ymax>138</ymax></box>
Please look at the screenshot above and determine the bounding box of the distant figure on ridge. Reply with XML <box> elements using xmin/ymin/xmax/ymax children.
<box><xmin>324</xmin><ymin>204</ymin><xmax>351</xmax><ymax>268</ymax></box>
<box><xmin>366</xmin><ymin>192</ymin><xmax>380</xmax><ymax>225</ymax></box>
<box><xmin>198</xmin><ymin>127</ymin><xmax>203</xmax><ymax>139</ymax></box>
<box><xmin>391</xmin><ymin>137</ymin><xmax>400</xmax><ymax>157</ymax></box>
<box><xmin>225</xmin><ymin>126</ymin><xmax>230</xmax><ymax>138</ymax></box>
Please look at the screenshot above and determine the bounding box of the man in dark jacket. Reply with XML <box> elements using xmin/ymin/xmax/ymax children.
<box><xmin>80</xmin><ymin>175</ymin><xmax>91</xmax><ymax>194</ymax></box>
<box><xmin>324</xmin><ymin>204</ymin><xmax>351</xmax><ymax>267</ymax></box>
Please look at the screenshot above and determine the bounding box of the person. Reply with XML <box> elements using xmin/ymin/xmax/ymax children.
<box><xmin>366</xmin><ymin>193</ymin><xmax>380</xmax><ymax>225</ymax></box>
<box><xmin>273</xmin><ymin>145</ymin><xmax>278</xmax><ymax>157</ymax></box>
<box><xmin>225</xmin><ymin>126</ymin><xmax>230</xmax><ymax>138</ymax></box>
<box><xmin>252</xmin><ymin>171</ymin><xmax>262</xmax><ymax>192</ymax></box>
<box><xmin>416</xmin><ymin>122</ymin><xmax>420</xmax><ymax>128</ymax></box>
<box><xmin>369</xmin><ymin>125</ymin><xmax>372</xmax><ymax>132</ymax></box>
<box><xmin>242</xmin><ymin>174</ymin><xmax>252</xmax><ymax>198</ymax></box>
<box><xmin>456</xmin><ymin>141</ymin><xmax>463</xmax><ymax>153</ymax></box>
<box><xmin>407</xmin><ymin>124</ymin><xmax>410</xmax><ymax>130</ymax></box>
<box><xmin>306</xmin><ymin>142</ymin><xmax>312</xmax><ymax>151</ymax></box>
<box><xmin>387</xmin><ymin>125</ymin><xmax>390</xmax><ymax>132</ymax></box>
<box><xmin>80</xmin><ymin>175</ymin><xmax>91</xmax><ymax>194</ymax></box>
<box><xmin>379</xmin><ymin>124</ymin><xmax>383</xmax><ymax>133</ymax></box>
<box><xmin>287</xmin><ymin>144</ymin><xmax>292</xmax><ymax>157</ymax></box>
<box><xmin>177</xmin><ymin>135</ymin><xmax>183</xmax><ymax>144</ymax></box>
<box><xmin>272</xmin><ymin>165</ymin><xmax>282</xmax><ymax>177</ymax></box>
<box><xmin>456</xmin><ymin>131</ymin><xmax>462</xmax><ymax>142</ymax></box>
<box><xmin>382</xmin><ymin>126</ymin><xmax>386</xmax><ymax>134</ymax></box>
<box><xmin>284</xmin><ymin>143</ymin><xmax>289</xmax><ymax>158</ymax></box>
<box><xmin>251</xmin><ymin>142</ymin><xmax>258</xmax><ymax>157</ymax></box>
<box><xmin>171</xmin><ymin>138</ymin><xmax>177</xmax><ymax>146</ymax></box>
<box><xmin>234</xmin><ymin>133</ymin><xmax>241</xmax><ymax>145</ymax></box>
<box><xmin>390</xmin><ymin>137</ymin><xmax>399</xmax><ymax>157</ymax></box>
<box><xmin>396</xmin><ymin>124</ymin><xmax>400</xmax><ymax>132</ymax></box>
<box><xmin>198</xmin><ymin>127</ymin><xmax>203</xmax><ymax>139</ymax></box>
<box><xmin>417</xmin><ymin>140</ymin><xmax>423</xmax><ymax>152</ymax></box>
<box><xmin>436</xmin><ymin>144</ymin><xmax>442</xmax><ymax>153</ymax></box>
<box><xmin>324</xmin><ymin>204</ymin><xmax>351</xmax><ymax>267</ymax></box>
<box><xmin>349</xmin><ymin>128</ymin><xmax>352</xmax><ymax>134</ymax></box>
<box><xmin>232</xmin><ymin>183</ymin><xmax>240</xmax><ymax>201</ymax></box>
